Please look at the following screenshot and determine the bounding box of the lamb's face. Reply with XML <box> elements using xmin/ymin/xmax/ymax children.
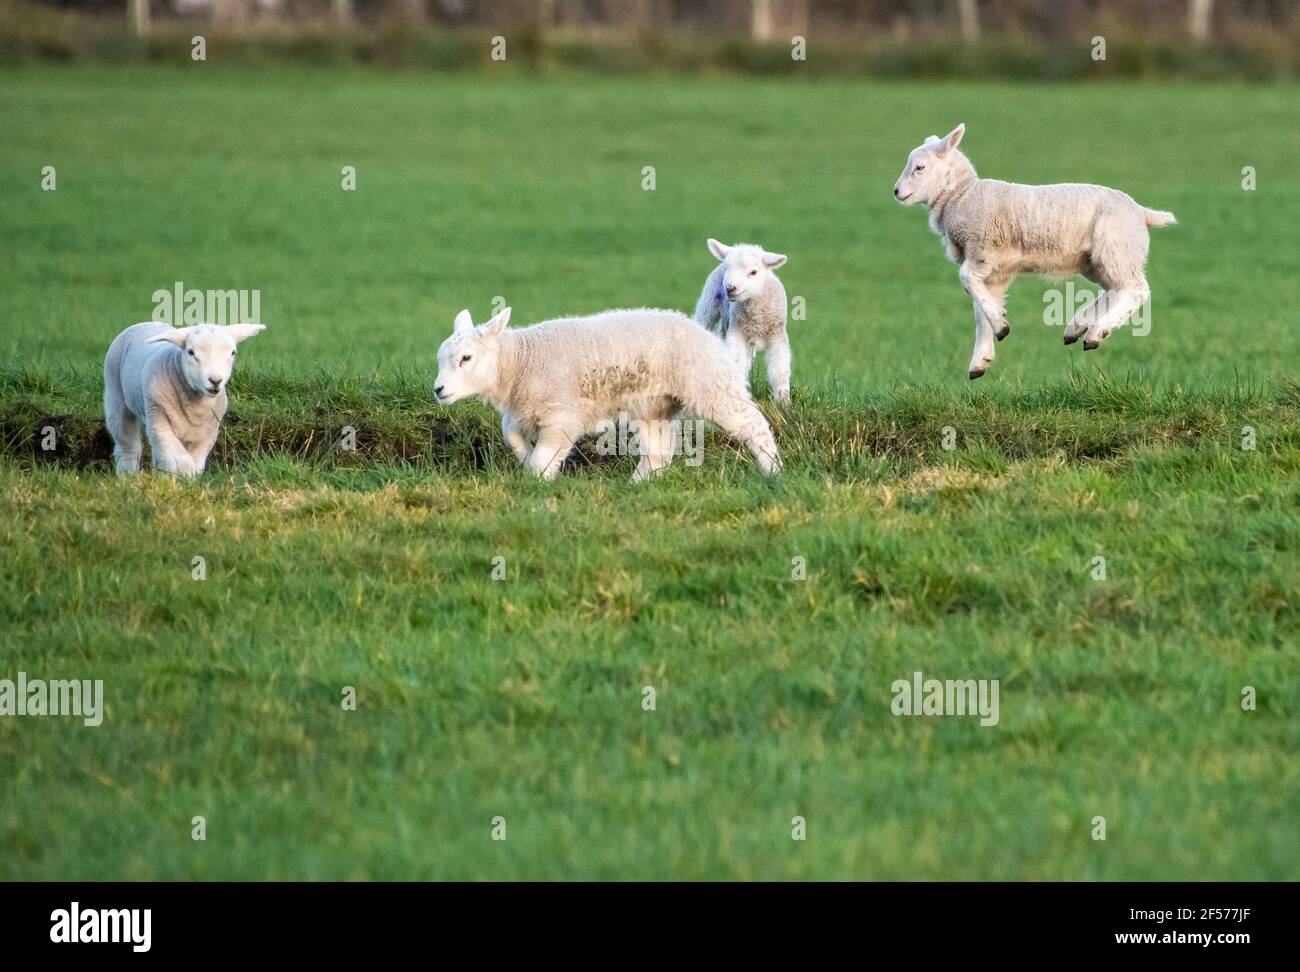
<box><xmin>149</xmin><ymin>323</ymin><xmax>266</xmax><ymax>396</ymax></box>
<box><xmin>708</xmin><ymin>240</ymin><xmax>788</xmax><ymax>302</ymax></box>
<box><xmin>434</xmin><ymin>307</ymin><xmax>511</xmax><ymax>405</ymax></box>
<box><xmin>434</xmin><ymin>332</ymin><xmax>498</xmax><ymax>404</ymax></box>
<box><xmin>181</xmin><ymin>327</ymin><xmax>239</xmax><ymax>396</ymax></box>
<box><xmin>894</xmin><ymin>124</ymin><xmax>966</xmax><ymax>206</ymax></box>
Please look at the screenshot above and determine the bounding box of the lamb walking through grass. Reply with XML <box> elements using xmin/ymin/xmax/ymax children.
<box><xmin>894</xmin><ymin>123</ymin><xmax>1176</xmax><ymax>378</ymax></box>
<box><xmin>103</xmin><ymin>322</ymin><xmax>266</xmax><ymax>477</ymax></box>
<box><xmin>433</xmin><ymin>306</ymin><xmax>780</xmax><ymax>481</ymax></box>
<box><xmin>692</xmin><ymin>239</ymin><xmax>792</xmax><ymax>404</ymax></box>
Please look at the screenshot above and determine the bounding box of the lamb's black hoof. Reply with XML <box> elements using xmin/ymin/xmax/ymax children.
<box><xmin>994</xmin><ymin>321</ymin><xmax>1011</xmax><ymax>341</ymax></box>
<box><xmin>1083</xmin><ymin>339</ymin><xmax>1100</xmax><ymax>351</ymax></box>
<box><xmin>968</xmin><ymin>368</ymin><xmax>986</xmax><ymax>380</ymax></box>
<box><xmin>1063</xmin><ymin>330</ymin><xmax>1082</xmax><ymax>346</ymax></box>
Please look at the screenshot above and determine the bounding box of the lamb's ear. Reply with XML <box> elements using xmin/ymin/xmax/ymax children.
<box><xmin>762</xmin><ymin>251</ymin><xmax>787</xmax><ymax>269</ymax></box>
<box><xmin>482</xmin><ymin>306</ymin><xmax>511</xmax><ymax>336</ymax></box>
<box><xmin>707</xmin><ymin>238</ymin><xmax>730</xmax><ymax>261</ymax></box>
<box><xmin>227</xmin><ymin>323</ymin><xmax>266</xmax><ymax>343</ymax></box>
<box><xmin>453</xmin><ymin>309</ymin><xmax>474</xmax><ymax>336</ymax></box>
<box><xmin>147</xmin><ymin>327</ymin><xmax>190</xmax><ymax>347</ymax></box>
<box><xmin>938</xmin><ymin>123</ymin><xmax>965</xmax><ymax>156</ymax></box>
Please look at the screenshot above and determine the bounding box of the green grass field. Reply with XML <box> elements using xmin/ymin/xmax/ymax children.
<box><xmin>1</xmin><ymin>67</ymin><xmax>1298</xmax><ymax>880</ymax></box>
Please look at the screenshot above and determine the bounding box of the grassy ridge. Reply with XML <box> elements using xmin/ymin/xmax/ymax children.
<box><xmin>4</xmin><ymin>364</ymin><xmax>1299</xmax><ymax>477</ymax></box>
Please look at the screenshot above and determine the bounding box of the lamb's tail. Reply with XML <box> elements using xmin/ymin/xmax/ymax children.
<box><xmin>1143</xmin><ymin>207</ymin><xmax>1177</xmax><ymax>228</ymax></box>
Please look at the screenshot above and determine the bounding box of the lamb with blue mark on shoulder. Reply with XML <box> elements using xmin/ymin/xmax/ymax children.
<box><xmin>692</xmin><ymin>238</ymin><xmax>792</xmax><ymax>405</ymax></box>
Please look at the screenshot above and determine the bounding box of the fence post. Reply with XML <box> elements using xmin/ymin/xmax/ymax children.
<box><xmin>752</xmin><ymin>0</ymin><xmax>773</xmax><ymax>43</ymax></box>
<box><xmin>958</xmin><ymin>0</ymin><xmax>980</xmax><ymax>44</ymax></box>
<box><xmin>1189</xmin><ymin>0</ymin><xmax>1213</xmax><ymax>44</ymax></box>
<box><xmin>128</xmin><ymin>0</ymin><xmax>150</xmax><ymax>37</ymax></box>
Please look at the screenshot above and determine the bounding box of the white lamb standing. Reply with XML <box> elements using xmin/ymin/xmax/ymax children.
<box><xmin>692</xmin><ymin>239</ymin><xmax>792</xmax><ymax>405</ymax></box>
<box><xmin>894</xmin><ymin>123</ymin><xmax>1176</xmax><ymax>378</ymax></box>
<box><xmin>103</xmin><ymin>322</ymin><xmax>266</xmax><ymax>477</ymax></box>
<box><xmin>433</xmin><ymin>306</ymin><xmax>781</xmax><ymax>481</ymax></box>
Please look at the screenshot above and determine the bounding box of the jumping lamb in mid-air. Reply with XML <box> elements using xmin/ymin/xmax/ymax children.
<box><xmin>433</xmin><ymin>306</ymin><xmax>781</xmax><ymax>481</ymax></box>
<box><xmin>693</xmin><ymin>238</ymin><xmax>792</xmax><ymax>404</ymax></box>
<box><xmin>893</xmin><ymin>123</ymin><xmax>1177</xmax><ymax>378</ymax></box>
<box><xmin>103</xmin><ymin>322</ymin><xmax>266</xmax><ymax>476</ymax></box>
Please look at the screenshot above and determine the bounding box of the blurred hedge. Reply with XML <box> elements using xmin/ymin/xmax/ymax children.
<box><xmin>1</xmin><ymin>2</ymin><xmax>1298</xmax><ymax>80</ymax></box>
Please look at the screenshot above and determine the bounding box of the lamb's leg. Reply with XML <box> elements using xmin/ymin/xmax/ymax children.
<box><xmin>146</xmin><ymin>419</ymin><xmax>196</xmax><ymax>478</ymax></box>
<box><xmin>764</xmin><ymin>332</ymin><xmax>792</xmax><ymax>406</ymax></box>
<box><xmin>630</xmin><ymin>417</ymin><xmax>676</xmax><ymax>483</ymax></box>
<box><xmin>104</xmin><ymin>392</ymin><xmax>142</xmax><ymax>476</ymax></box>
<box><xmin>987</xmin><ymin>278</ymin><xmax>1011</xmax><ymax>341</ymax></box>
<box><xmin>1063</xmin><ymin>291</ymin><xmax>1103</xmax><ymax>345</ymax></box>
<box><xmin>724</xmin><ymin>328</ymin><xmax>753</xmax><ymax>386</ymax></box>
<box><xmin>188</xmin><ymin>429</ymin><xmax>219</xmax><ymax>475</ymax></box>
<box><xmin>700</xmin><ymin>395</ymin><xmax>781</xmax><ymax>476</ymax></box>
<box><xmin>959</xmin><ymin>262</ymin><xmax>1005</xmax><ymax>379</ymax></box>
<box><xmin>525</xmin><ymin>425</ymin><xmax>577</xmax><ymax>481</ymax></box>
<box><xmin>967</xmin><ymin>300</ymin><xmax>997</xmax><ymax>379</ymax></box>
<box><xmin>1083</xmin><ymin>280</ymin><xmax>1151</xmax><ymax>350</ymax></box>
<box><xmin>502</xmin><ymin>413</ymin><xmax>532</xmax><ymax>466</ymax></box>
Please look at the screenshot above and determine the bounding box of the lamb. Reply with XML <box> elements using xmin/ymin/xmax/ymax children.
<box><xmin>692</xmin><ymin>239</ymin><xmax>792</xmax><ymax>405</ymax></box>
<box><xmin>103</xmin><ymin>322</ymin><xmax>266</xmax><ymax>477</ymax></box>
<box><xmin>433</xmin><ymin>306</ymin><xmax>780</xmax><ymax>481</ymax></box>
<box><xmin>893</xmin><ymin>123</ymin><xmax>1177</xmax><ymax>378</ymax></box>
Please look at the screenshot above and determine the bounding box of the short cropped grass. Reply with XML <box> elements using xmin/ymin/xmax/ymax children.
<box><xmin>0</xmin><ymin>67</ymin><xmax>1298</xmax><ymax>880</ymax></box>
